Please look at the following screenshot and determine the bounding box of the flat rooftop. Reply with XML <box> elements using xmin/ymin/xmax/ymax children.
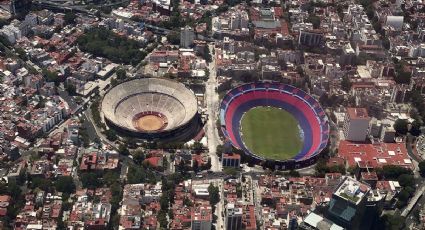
<box><xmin>334</xmin><ymin>177</ymin><xmax>370</xmax><ymax>205</ymax></box>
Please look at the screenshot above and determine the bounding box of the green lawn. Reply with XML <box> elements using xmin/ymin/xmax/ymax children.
<box><xmin>240</xmin><ymin>106</ymin><xmax>303</xmax><ymax>160</ymax></box>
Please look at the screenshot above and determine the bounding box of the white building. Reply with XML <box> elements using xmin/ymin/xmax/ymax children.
<box><xmin>343</xmin><ymin>108</ymin><xmax>371</xmax><ymax>142</ymax></box>
<box><xmin>0</xmin><ymin>24</ymin><xmax>21</xmax><ymax>43</ymax></box>
<box><xmin>386</xmin><ymin>16</ymin><xmax>404</xmax><ymax>31</ymax></box>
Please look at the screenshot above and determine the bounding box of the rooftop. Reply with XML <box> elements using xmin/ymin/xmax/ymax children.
<box><xmin>334</xmin><ymin>177</ymin><xmax>370</xmax><ymax>205</ymax></box>
<box><xmin>338</xmin><ymin>140</ymin><xmax>414</xmax><ymax>170</ymax></box>
<box><xmin>347</xmin><ymin>108</ymin><xmax>370</xmax><ymax>120</ymax></box>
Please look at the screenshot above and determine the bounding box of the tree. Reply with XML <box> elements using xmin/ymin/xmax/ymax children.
<box><xmin>65</xmin><ymin>84</ymin><xmax>76</xmax><ymax>95</ymax></box>
<box><xmin>208</xmin><ymin>183</ymin><xmax>220</xmax><ymax>205</ymax></box>
<box><xmin>116</xmin><ymin>68</ymin><xmax>127</xmax><ymax>80</ymax></box>
<box><xmin>55</xmin><ymin>176</ymin><xmax>76</xmax><ymax>194</ymax></box>
<box><xmin>104</xmin><ymin>129</ymin><xmax>118</xmax><ymax>141</ymax></box>
<box><xmin>64</xmin><ymin>11</ymin><xmax>77</xmax><ymax>25</ymax></box>
<box><xmin>223</xmin><ymin>167</ymin><xmax>239</xmax><ymax>177</ymax></box>
<box><xmin>166</xmin><ymin>31</ymin><xmax>180</xmax><ymax>45</ymax></box>
<box><xmin>158</xmin><ymin>210</ymin><xmax>168</xmax><ymax>228</ymax></box>
<box><xmin>30</xmin><ymin>177</ymin><xmax>52</xmax><ymax>191</ymax></box>
<box><xmin>410</xmin><ymin>119</ymin><xmax>422</xmax><ymax>136</ymax></box>
<box><xmin>216</xmin><ymin>144</ymin><xmax>224</xmax><ymax>157</ymax></box>
<box><xmin>398</xmin><ymin>174</ymin><xmax>415</xmax><ymax>188</ymax></box>
<box><xmin>103</xmin><ymin>171</ymin><xmax>120</xmax><ymax>186</ymax></box>
<box><xmin>419</xmin><ymin>161</ymin><xmax>425</xmax><ymax>177</ymax></box>
<box><xmin>193</xmin><ymin>160</ymin><xmax>199</xmax><ymax>173</ymax></box>
<box><xmin>379</xmin><ymin>165</ymin><xmax>413</xmax><ymax>179</ymax></box>
<box><xmin>203</xmin><ymin>45</ymin><xmax>212</xmax><ymax>63</ymax></box>
<box><xmin>42</xmin><ymin>68</ymin><xmax>60</xmax><ymax>85</ymax></box>
<box><xmin>394</xmin><ymin>61</ymin><xmax>411</xmax><ymax>84</ymax></box>
<box><xmin>307</xmin><ymin>15</ymin><xmax>321</xmax><ymax>29</ymax></box>
<box><xmin>80</xmin><ymin>172</ymin><xmax>100</xmax><ymax>189</ymax></box>
<box><xmin>341</xmin><ymin>76</ymin><xmax>352</xmax><ymax>92</ymax></box>
<box><xmin>382</xmin><ymin>37</ymin><xmax>390</xmax><ymax>50</ymax></box>
<box><xmin>380</xmin><ymin>214</ymin><xmax>406</xmax><ymax>230</ymax></box>
<box><xmin>393</xmin><ymin>119</ymin><xmax>409</xmax><ymax>135</ymax></box>
<box><xmin>118</xmin><ymin>144</ymin><xmax>130</xmax><ymax>156</ymax></box>
<box><xmin>77</xmin><ymin>27</ymin><xmax>146</xmax><ymax>65</ymax></box>
<box><xmin>132</xmin><ymin>149</ymin><xmax>145</xmax><ymax>165</ymax></box>
<box><xmin>192</xmin><ymin>141</ymin><xmax>204</xmax><ymax>151</ymax></box>
<box><xmin>288</xmin><ymin>170</ymin><xmax>300</xmax><ymax>177</ymax></box>
<box><xmin>160</xmin><ymin>193</ymin><xmax>169</xmax><ymax>210</ymax></box>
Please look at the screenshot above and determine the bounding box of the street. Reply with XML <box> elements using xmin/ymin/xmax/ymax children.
<box><xmin>205</xmin><ymin>44</ymin><xmax>222</xmax><ymax>172</ymax></box>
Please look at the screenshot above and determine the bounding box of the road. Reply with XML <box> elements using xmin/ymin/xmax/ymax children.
<box><xmin>215</xmin><ymin>179</ymin><xmax>225</xmax><ymax>230</ymax></box>
<box><xmin>205</xmin><ymin>44</ymin><xmax>222</xmax><ymax>172</ymax></box>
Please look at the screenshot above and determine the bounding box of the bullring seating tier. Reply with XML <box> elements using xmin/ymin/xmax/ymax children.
<box><xmin>102</xmin><ymin>78</ymin><xmax>198</xmax><ymax>133</ymax></box>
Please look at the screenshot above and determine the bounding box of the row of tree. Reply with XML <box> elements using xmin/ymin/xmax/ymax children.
<box><xmin>77</xmin><ymin>28</ymin><xmax>146</xmax><ymax>66</ymax></box>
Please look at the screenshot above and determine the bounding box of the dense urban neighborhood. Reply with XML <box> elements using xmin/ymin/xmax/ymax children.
<box><xmin>0</xmin><ymin>0</ymin><xmax>424</xmax><ymax>230</ymax></box>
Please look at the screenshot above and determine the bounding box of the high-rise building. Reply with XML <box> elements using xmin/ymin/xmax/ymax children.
<box><xmin>191</xmin><ymin>205</ymin><xmax>212</xmax><ymax>230</ymax></box>
<box><xmin>225</xmin><ymin>203</ymin><xmax>242</xmax><ymax>230</ymax></box>
<box><xmin>327</xmin><ymin>177</ymin><xmax>371</xmax><ymax>230</ymax></box>
<box><xmin>343</xmin><ymin>108</ymin><xmax>371</xmax><ymax>142</ymax></box>
<box><xmin>180</xmin><ymin>26</ymin><xmax>195</xmax><ymax>48</ymax></box>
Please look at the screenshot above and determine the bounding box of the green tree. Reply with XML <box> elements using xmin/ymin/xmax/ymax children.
<box><xmin>203</xmin><ymin>45</ymin><xmax>212</xmax><ymax>63</ymax></box>
<box><xmin>116</xmin><ymin>68</ymin><xmax>127</xmax><ymax>80</ymax></box>
<box><xmin>193</xmin><ymin>160</ymin><xmax>199</xmax><ymax>173</ymax></box>
<box><xmin>158</xmin><ymin>210</ymin><xmax>168</xmax><ymax>228</ymax></box>
<box><xmin>80</xmin><ymin>172</ymin><xmax>100</xmax><ymax>189</ymax></box>
<box><xmin>42</xmin><ymin>68</ymin><xmax>60</xmax><ymax>85</ymax></box>
<box><xmin>394</xmin><ymin>61</ymin><xmax>411</xmax><ymax>84</ymax></box>
<box><xmin>341</xmin><ymin>76</ymin><xmax>352</xmax><ymax>92</ymax></box>
<box><xmin>118</xmin><ymin>144</ymin><xmax>130</xmax><ymax>156</ymax></box>
<box><xmin>103</xmin><ymin>171</ymin><xmax>120</xmax><ymax>186</ymax></box>
<box><xmin>132</xmin><ymin>149</ymin><xmax>145</xmax><ymax>165</ymax></box>
<box><xmin>393</xmin><ymin>119</ymin><xmax>409</xmax><ymax>135</ymax></box>
<box><xmin>307</xmin><ymin>15</ymin><xmax>321</xmax><ymax>29</ymax></box>
<box><xmin>379</xmin><ymin>165</ymin><xmax>413</xmax><ymax>179</ymax></box>
<box><xmin>192</xmin><ymin>141</ymin><xmax>204</xmax><ymax>151</ymax></box>
<box><xmin>166</xmin><ymin>31</ymin><xmax>180</xmax><ymax>45</ymax></box>
<box><xmin>288</xmin><ymin>170</ymin><xmax>300</xmax><ymax>177</ymax></box>
<box><xmin>30</xmin><ymin>177</ymin><xmax>52</xmax><ymax>191</ymax></box>
<box><xmin>223</xmin><ymin>167</ymin><xmax>239</xmax><ymax>177</ymax></box>
<box><xmin>65</xmin><ymin>84</ymin><xmax>76</xmax><ymax>95</ymax></box>
<box><xmin>398</xmin><ymin>174</ymin><xmax>415</xmax><ymax>188</ymax></box>
<box><xmin>55</xmin><ymin>176</ymin><xmax>76</xmax><ymax>194</ymax></box>
<box><xmin>419</xmin><ymin>161</ymin><xmax>425</xmax><ymax>177</ymax></box>
<box><xmin>104</xmin><ymin>129</ymin><xmax>118</xmax><ymax>141</ymax></box>
<box><xmin>208</xmin><ymin>183</ymin><xmax>220</xmax><ymax>205</ymax></box>
<box><xmin>64</xmin><ymin>11</ymin><xmax>77</xmax><ymax>25</ymax></box>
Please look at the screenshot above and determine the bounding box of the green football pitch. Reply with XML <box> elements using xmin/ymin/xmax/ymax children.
<box><xmin>240</xmin><ymin>106</ymin><xmax>303</xmax><ymax>161</ymax></box>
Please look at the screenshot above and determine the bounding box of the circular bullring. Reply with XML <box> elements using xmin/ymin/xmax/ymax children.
<box><xmin>220</xmin><ymin>82</ymin><xmax>329</xmax><ymax>169</ymax></box>
<box><xmin>101</xmin><ymin>78</ymin><xmax>199</xmax><ymax>140</ymax></box>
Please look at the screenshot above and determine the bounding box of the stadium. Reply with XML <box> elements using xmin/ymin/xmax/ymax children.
<box><xmin>220</xmin><ymin>82</ymin><xmax>329</xmax><ymax>170</ymax></box>
<box><xmin>101</xmin><ymin>78</ymin><xmax>202</xmax><ymax>141</ymax></box>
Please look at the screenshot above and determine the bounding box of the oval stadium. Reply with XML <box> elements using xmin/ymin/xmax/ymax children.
<box><xmin>101</xmin><ymin>78</ymin><xmax>201</xmax><ymax>141</ymax></box>
<box><xmin>219</xmin><ymin>82</ymin><xmax>329</xmax><ymax>170</ymax></box>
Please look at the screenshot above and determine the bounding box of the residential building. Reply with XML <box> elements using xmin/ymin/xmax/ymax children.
<box><xmin>191</xmin><ymin>205</ymin><xmax>212</xmax><ymax>230</ymax></box>
<box><xmin>343</xmin><ymin>108</ymin><xmax>371</xmax><ymax>142</ymax></box>
<box><xmin>327</xmin><ymin>177</ymin><xmax>371</xmax><ymax>229</ymax></box>
<box><xmin>225</xmin><ymin>203</ymin><xmax>242</xmax><ymax>230</ymax></box>
<box><xmin>180</xmin><ymin>26</ymin><xmax>195</xmax><ymax>48</ymax></box>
